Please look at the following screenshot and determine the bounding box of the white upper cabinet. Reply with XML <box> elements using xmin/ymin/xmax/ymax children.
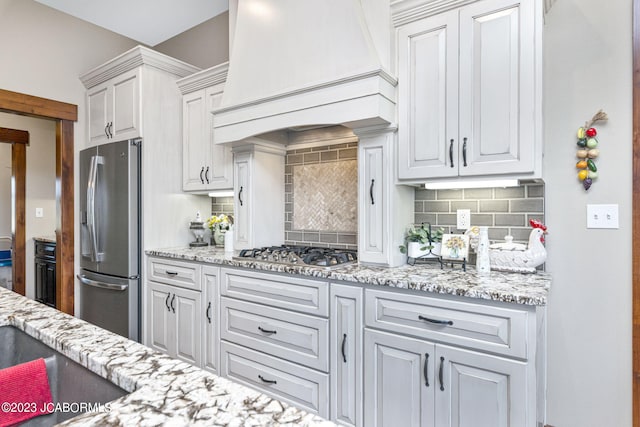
<box><xmin>177</xmin><ymin>63</ymin><xmax>233</xmax><ymax>193</ymax></box>
<box><xmin>87</xmin><ymin>68</ymin><xmax>140</xmax><ymax>144</ymax></box>
<box><xmin>396</xmin><ymin>0</ymin><xmax>541</xmax><ymax>182</ymax></box>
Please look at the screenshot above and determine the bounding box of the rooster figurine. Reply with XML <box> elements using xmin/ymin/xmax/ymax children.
<box><xmin>489</xmin><ymin>219</ymin><xmax>548</xmax><ymax>273</ymax></box>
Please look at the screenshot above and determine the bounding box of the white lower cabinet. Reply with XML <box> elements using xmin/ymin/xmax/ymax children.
<box><xmin>364</xmin><ymin>288</ymin><xmax>541</xmax><ymax>427</ymax></box>
<box><xmin>203</xmin><ymin>266</ymin><xmax>219</xmax><ymax>374</ymax></box>
<box><xmin>330</xmin><ymin>284</ymin><xmax>363</xmax><ymax>427</ymax></box>
<box><xmin>145</xmin><ymin>261</ymin><xmax>543</xmax><ymax>426</ymax></box>
<box><xmin>146</xmin><ymin>281</ymin><xmax>202</xmax><ymax>366</ymax></box>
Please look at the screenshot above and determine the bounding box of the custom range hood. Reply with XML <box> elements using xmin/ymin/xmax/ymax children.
<box><xmin>213</xmin><ymin>0</ymin><xmax>396</xmax><ymax>144</ymax></box>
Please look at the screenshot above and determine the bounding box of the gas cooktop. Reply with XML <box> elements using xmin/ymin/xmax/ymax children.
<box><xmin>234</xmin><ymin>245</ymin><xmax>357</xmax><ymax>270</ymax></box>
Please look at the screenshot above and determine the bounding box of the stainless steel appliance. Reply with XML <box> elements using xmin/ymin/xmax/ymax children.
<box><xmin>78</xmin><ymin>139</ymin><xmax>141</xmax><ymax>341</ymax></box>
<box><xmin>234</xmin><ymin>245</ymin><xmax>357</xmax><ymax>269</ymax></box>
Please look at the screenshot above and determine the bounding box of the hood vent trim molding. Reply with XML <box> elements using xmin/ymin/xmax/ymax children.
<box><xmin>213</xmin><ymin>69</ymin><xmax>397</xmax><ymax>145</ymax></box>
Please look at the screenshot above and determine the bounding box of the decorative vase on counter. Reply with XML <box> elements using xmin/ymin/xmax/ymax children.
<box><xmin>212</xmin><ymin>226</ymin><xmax>226</xmax><ymax>248</ymax></box>
<box><xmin>475</xmin><ymin>226</ymin><xmax>491</xmax><ymax>274</ymax></box>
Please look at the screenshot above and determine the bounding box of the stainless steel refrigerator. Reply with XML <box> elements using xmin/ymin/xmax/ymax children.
<box><xmin>78</xmin><ymin>139</ymin><xmax>141</xmax><ymax>341</ymax></box>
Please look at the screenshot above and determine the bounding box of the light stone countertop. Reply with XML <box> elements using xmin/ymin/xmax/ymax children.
<box><xmin>33</xmin><ymin>236</ymin><xmax>57</xmax><ymax>244</ymax></box>
<box><xmin>0</xmin><ymin>287</ymin><xmax>335</xmax><ymax>426</ymax></box>
<box><xmin>146</xmin><ymin>246</ymin><xmax>551</xmax><ymax>306</ymax></box>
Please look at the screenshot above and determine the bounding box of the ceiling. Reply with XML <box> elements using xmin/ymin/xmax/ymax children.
<box><xmin>34</xmin><ymin>0</ymin><xmax>229</xmax><ymax>46</ymax></box>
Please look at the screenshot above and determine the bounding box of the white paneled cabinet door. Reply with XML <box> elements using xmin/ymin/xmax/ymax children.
<box><xmin>233</xmin><ymin>151</ymin><xmax>251</xmax><ymax>249</ymax></box>
<box><xmin>206</xmin><ymin>86</ymin><xmax>233</xmax><ymax>189</ymax></box>
<box><xmin>146</xmin><ymin>281</ymin><xmax>173</xmax><ymax>355</ymax></box>
<box><xmin>87</xmin><ymin>83</ymin><xmax>110</xmax><ymax>145</ymax></box>
<box><xmin>111</xmin><ymin>68</ymin><xmax>141</xmax><ymax>141</ymax></box>
<box><xmin>173</xmin><ymin>286</ymin><xmax>202</xmax><ymax>366</ymax></box>
<box><xmin>364</xmin><ymin>329</ymin><xmax>435</xmax><ymax>427</ymax></box>
<box><xmin>203</xmin><ymin>266</ymin><xmax>219</xmax><ymax>374</ymax></box>
<box><xmin>458</xmin><ymin>0</ymin><xmax>535</xmax><ymax>176</ymax></box>
<box><xmin>182</xmin><ymin>89</ymin><xmax>209</xmax><ymax>191</ymax></box>
<box><xmin>397</xmin><ymin>10</ymin><xmax>459</xmax><ymax>179</ymax></box>
<box><xmin>330</xmin><ymin>284</ymin><xmax>363</xmax><ymax>427</ymax></box>
<box><xmin>434</xmin><ymin>344</ymin><xmax>527</xmax><ymax>427</ymax></box>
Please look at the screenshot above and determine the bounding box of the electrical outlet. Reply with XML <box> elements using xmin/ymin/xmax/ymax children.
<box><xmin>586</xmin><ymin>204</ymin><xmax>619</xmax><ymax>229</ymax></box>
<box><xmin>35</xmin><ymin>208</ymin><xmax>43</xmax><ymax>218</ymax></box>
<box><xmin>457</xmin><ymin>209</ymin><xmax>471</xmax><ymax>230</ymax></box>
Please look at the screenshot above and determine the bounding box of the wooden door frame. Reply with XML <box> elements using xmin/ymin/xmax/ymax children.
<box><xmin>634</xmin><ymin>0</ymin><xmax>640</xmax><ymax>425</ymax></box>
<box><xmin>0</xmin><ymin>89</ymin><xmax>77</xmax><ymax>315</ymax></box>
<box><xmin>0</xmin><ymin>128</ymin><xmax>28</xmax><ymax>297</ymax></box>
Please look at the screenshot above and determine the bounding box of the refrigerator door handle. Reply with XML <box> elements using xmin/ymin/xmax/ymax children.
<box><xmin>77</xmin><ymin>274</ymin><xmax>128</xmax><ymax>291</ymax></box>
<box><xmin>87</xmin><ymin>155</ymin><xmax>105</xmax><ymax>263</ymax></box>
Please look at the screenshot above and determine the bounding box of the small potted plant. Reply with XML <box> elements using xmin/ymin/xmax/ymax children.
<box><xmin>207</xmin><ymin>214</ymin><xmax>233</xmax><ymax>247</ymax></box>
<box><xmin>399</xmin><ymin>224</ymin><xmax>444</xmax><ymax>259</ymax></box>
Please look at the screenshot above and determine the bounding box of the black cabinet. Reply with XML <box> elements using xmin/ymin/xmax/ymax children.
<box><xmin>34</xmin><ymin>240</ymin><xmax>56</xmax><ymax>308</ymax></box>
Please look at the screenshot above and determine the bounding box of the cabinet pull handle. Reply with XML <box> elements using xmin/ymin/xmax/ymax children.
<box><xmin>449</xmin><ymin>139</ymin><xmax>454</xmax><ymax>168</ymax></box>
<box><xmin>369</xmin><ymin>179</ymin><xmax>375</xmax><ymax>205</ymax></box>
<box><xmin>258</xmin><ymin>326</ymin><xmax>277</xmax><ymax>335</ymax></box>
<box><xmin>170</xmin><ymin>294</ymin><xmax>176</xmax><ymax>313</ymax></box>
<box><xmin>206</xmin><ymin>302</ymin><xmax>211</xmax><ymax>324</ymax></box>
<box><xmin>258</xmin><ymin>374</ymin><xmax>277</xmax><ymax>384</ymax></box>
<box><xmin>462</xmin><ymin>137</ymin><xmax>468</xmax><ymax>167</ymax></box>
<box><xmin>238</xmin><ymin>186</ymin><xmax>244</xmax><ymax>206</ymax></box>
<box><xmin>341</xmin><ymin>333</ymin><xmax>347</xmax><ymax>363</ymax></box>
<box><xmin>200</xmin><ymin>167</ymin><xmax>205</xmax><ymax>184</ymax></box>
<box><xmin>205</xmin><ymin>166</ymin><xmax>210</xmax><ymax>184</ymax></box>
<box><xmin>418</xmin><ymin>315</ymin><xmax>453</xmax><ymax>326</ymax></box>
<box><xmin>165</xmin><ymin>270</ymin><xmax>178</xmax><ymax>276</ymax></box>
<box><xmin>424</xmin><ymin>353</ymin><xmax>430</xmax><ymax>387</ymax></box>
<box><xmin>439</xmin><ymin>356</ymin><xmax>445</xmax><ymax>391</ymax></box>
<box><xmin>104</xmin><ymin>124</ymin><xmax>109</xmax><ymax>138</ymax></box>
<box><xmin>108</xmin><ymin>122</ymin><xmax>113</xmax><ymax>138</ymax></box>
<box><xmin>165</xmin><ymin>294</ymin><xmax>170</xmax><ymax>312</ymax></box>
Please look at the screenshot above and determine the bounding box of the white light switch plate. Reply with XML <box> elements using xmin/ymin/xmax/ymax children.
<box><xmin>586</xmin><ymin>204</ymin><xmax>619</xmax><ymax>229</ymax></box>
<box><xmin>35</xmin><ymin>208</ymin><xmax>43</xmax><ymax>218</ymax></box>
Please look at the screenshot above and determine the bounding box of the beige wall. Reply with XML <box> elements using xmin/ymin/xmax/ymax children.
<box><xmin>155</xmin><ymin>12</ymin><xmax>229</xmax><ymax>69</ymax></box>
<box><xmin>0</xmin><ymin>113</ymin><xmax>57</xmax><ymax>299</ymax></box>
<box><xmin>544</xmin><ymin>0</ymin><xmax>632</xmax><ymax>425</ymax></box>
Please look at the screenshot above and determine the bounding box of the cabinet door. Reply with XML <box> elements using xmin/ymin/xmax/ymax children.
<box><xmin>182</xmin><ymin>89</ymin><xmax>209</xmax><ymax>191</ymax></box>
<box><xmin>43</xmin><ymin>261</ymin><xmax>56</xmax><ymax>307</ymax></box>
<box><xmin>458</xmin><ymin>0</ymin><xmax>535</xmax><ymax>176</ymax></box>
<box><xmin>233</xmin><ymin>152</ymin><xmax>251</xmax><ymax>249</ymax></box>
<box><xmin>87</xmin><ymin>83</ymin><xmax>111</xmax><ymax>145</ymax></box>
<box><xmin>203</xmin><ymin>266</ymin><xmax>219</xmax><ymax>374</ymax></box>
<box><xmin>146</xmin><ymin>281</ymin><xmax>173</xmax><ymax>355</ymax></box>
<box><xmin>434</xmin><ymin>344</ymin><xmax>527</xmax><ymax>427</ymax></box>
<box><xmin>34</xmin><ymin>259</ymin><xmax>47</xmax><ymax>304</ymax></box>
<box><xmin>111</xmin><ymin>68</ymin><xmax>141</xmax><ymax>140</ymax></box>
<box><xmin>173</xmin><ymin>286</ymin><xmax>202</xmax><ymax>366</ymax></box>
<box><xmin>206</xmin><ymin>85</ymin><xmax>233</xmax><ymax>190</ymax></box>
<box><xmin>397</xmin><ymin>11</ymin><xmax>459</xmax><ymax>180</ymax></box>
<box><xmin>364</xmin><ymin>329</ymin><xmax>435</xmax><ymax>427</ymax></box>
<box><xmin>330</xmin><ymin>284</ymin><xmax>363</xmax><ymax>427</ymax></box>
<box><xmin>358</xmin><ymin>140</ymin><xmax>386</xmax><ymax>264</ymax></box>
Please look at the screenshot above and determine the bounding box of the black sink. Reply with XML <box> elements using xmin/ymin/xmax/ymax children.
<box><xmin>0</xmin><ymin>325</ymin><xmax>128</xmax><ymax>426</ymax></box>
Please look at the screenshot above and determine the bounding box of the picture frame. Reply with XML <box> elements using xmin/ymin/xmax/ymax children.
<box><xmin>440</xmin><ymin>234</ymin><xmax>470</xmax><ymax>261</ymax></box>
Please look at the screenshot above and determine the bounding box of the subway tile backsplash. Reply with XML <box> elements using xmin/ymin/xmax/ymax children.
<box><xmin>414</xmin><ymin>183</ymin><xmax>545</xmax><ymax>244</ymax></box>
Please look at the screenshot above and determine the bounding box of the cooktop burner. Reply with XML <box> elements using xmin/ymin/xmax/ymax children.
<box><xmin>234</xmin><ymin>245</ymin><xmax>357</xmax><ymax>269</ymax></box>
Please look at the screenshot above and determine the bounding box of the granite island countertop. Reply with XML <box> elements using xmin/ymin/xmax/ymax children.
<box><xmin>0</xmin><ymin>287</ymin><xmax>334</xmax><ymax>426</ymax></box>
<box><xmin>33</xmin><ymin>236</ymin><xmax>57</xmax><ymax>244</ymax></box>
<box><xmin>147</xmin><ymin>246</ymin><xmax>551</xmax><ymax>306</ymax></box>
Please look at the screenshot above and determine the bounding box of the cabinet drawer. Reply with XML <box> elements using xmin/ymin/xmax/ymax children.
<box><xmin>147</xmin><ymin>258</ymin><xmax>201</xmax><ymax>291</ymax></box>
<box><xmin>220</xmin><ymin>341</ymin><xmax>329</xmax><ymax>417</ymax></box>
<box><xmin>365</xmin><ymin>289</ymin><xmax>528</xmax><ymax>358</ymax></box>
<box><xmin>35</xmin><ymin>241</ymin><xmax>56</xmax><ymax>260</ymax></box>
<box><xmin>220</xmin><ymin>268</ymin><xmax>328</xmax><ymax>316</ymax></box>
<box><xmin>221</xmin><ymin>297</ymin><xmax>328</xmax><ymax>371</ymax></box>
